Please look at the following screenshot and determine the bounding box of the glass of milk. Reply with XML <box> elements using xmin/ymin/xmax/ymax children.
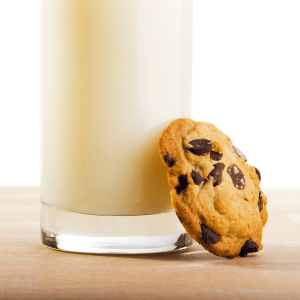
<box><xmin>41</xmin><ymin>0</ymin><xmax>193</xmax><ymax>253</ymax></box>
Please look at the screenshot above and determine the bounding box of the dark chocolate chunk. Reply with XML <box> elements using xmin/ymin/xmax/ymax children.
<box><xmin>175</xmin><ymin>175</ymin><xmax>188</xmax><ymax>195</ymax></box>
<box><xmin>210</xmin><ymin>151</ymin><xmax>223</xmax><ymax>161</ymax></box>
<box><xmin>232</xmin><ymin>145</ymin><xmax>247</xmax><ymax>162</ymax></box>
<box><xmin>201</xmin><ymin>224</ymin><xmax>221</xmax><ymax>245</ymax></box>
<box><xmin>191</xmin><ymin>170</ymin><xmax>205</xmax><ymax>186</ymax></box>
<box><xmin>164</xmin><ymin>154</ymin><xmax>175</xmax><ymax>167</ymax></box>
<box><xmin>258</xmin><ymin>191</ymin><xmax>263</xmax><ymax>212</ymax></box>
<box><xmin>188</xmin><ymin>139</ymin><xmax>213</xmax><ymax>156</ymax></box>
<box><xmin>209</xmin><ymin>163</ymin><xmax>225</xmax><ymax>186</ymax></box>
<box><xmin>41</xmin><ymin>230</ymin><xmax>58</xmax><ymax>249</ymax></box>
<box><xmin>254</xmin><ymin>167</ymin><xmax>261</xmax><ymax>181</ymax></box>
<box><xmin>173</xmin><ymin>233</ymin><xmax>193</xmax><ymax>249</ymax></box>
<box><xmin>239</xmin><ymin>239</ymin><xmax>259</xmax><ymax>257</ymax></box>
<box><xmin>227</xmin><ymin>166</ymin><xmax>245</xmax><ymax>190</ymax></box>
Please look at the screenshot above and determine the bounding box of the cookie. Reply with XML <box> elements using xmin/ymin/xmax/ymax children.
<box><xmin>159</xmin><ymin>118</ymin><xmax>268</xmax><ymax>258</ymax></box>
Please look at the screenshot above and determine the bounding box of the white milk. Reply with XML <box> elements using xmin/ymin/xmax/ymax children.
<box><xmin>41</xmin><ymin>0</ymin><xmax>192</xmax><ymax>216</ymax></box>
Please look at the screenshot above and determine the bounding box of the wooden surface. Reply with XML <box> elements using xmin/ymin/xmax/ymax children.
<box><xmin>1</xmin><ymin>187</ymin><xmax>300</xmax><ymax>300</ymax></box>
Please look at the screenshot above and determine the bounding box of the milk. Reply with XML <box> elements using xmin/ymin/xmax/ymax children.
<box><xmin>41</xmin><ymin>0</ymin><xmax>192</xmax><ymax>216</ymax></box>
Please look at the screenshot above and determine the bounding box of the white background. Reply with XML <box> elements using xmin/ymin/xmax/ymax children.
<box><xmin>0</xmin><ymin>1</ymin><xmax>299</xmax><ymax>188</ymax></box>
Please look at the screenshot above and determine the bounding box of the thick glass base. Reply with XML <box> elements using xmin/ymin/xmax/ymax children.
<box><xmin>40</xmin><ymin>202</ymin><xmax>193</xmax><ymax>254</ymax></box>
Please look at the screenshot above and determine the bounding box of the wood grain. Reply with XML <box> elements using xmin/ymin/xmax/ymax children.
<box><xmin>1</xmin><ymin>187</ymin><xmax>300</xmax><ymax>300</ymax></box>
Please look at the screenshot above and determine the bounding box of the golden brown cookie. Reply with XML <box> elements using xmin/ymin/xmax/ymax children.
<box><xmin>159</xmin><ymin>118</ymin><xmax>268</xmax><ymax>258</ymax></box>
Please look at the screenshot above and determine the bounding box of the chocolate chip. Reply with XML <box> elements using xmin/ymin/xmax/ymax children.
<box><xmin>188</xmin><ymin>139</ymin><xmax>213</xmax><ymax>156</ymax></box>
<box><xmin>254</xmin><ymin>167</ymin><xmax>261</xmax><ymax>181</ymax></box>
<box><xmin>173</xmin><ymin>233</ymin><xmax>193</xmax><ymax>249</ymax></box>
<box><xmin>227</xmin><ymin>166</ymin><xmax>245</xmax><ymax>190</ymax></box>
<box><xmin>239</xmin><ymin>239</ymin><xmax>259</xmax><ymax>257</ymax></box>
<box><xmin>164</xmin><ymin>154</ymin><xmax>175</xmax><ymax>167</ymax></box>
<box><xmin>210</xmin><ymin>151</ymin><xmax>223</xmax><ymax>161</ymax></box>
<box><xmin>175</xmin><ymin>175</ymin><xmax>188</xmax><ymax>194</ymax></box>
<box><xmin>232</xmin><ymin>145</ymin><xmax>247</xmax><ymax>162</ymax></box>
<box><xmin>209</xmin><ymin>163</ymin><xmax>225</xmax><ymax>187</ymax></box>
<box><xmin>258</xmin><ymin>191</ymin><xmax>263</xmax><ymax>212</ymax></box>
<box><xmin>201</xmin><ymin>224</ymin><xmax>221</xmax><ymax>245</ymax></box>
<box><xmin>191</xmin><ymin>171</ymin><xmax>205</xmax><ymax>186</ymax></box>
<box><xmin>41</xmin><ymin>230</ymin><xmax>58</xmax><ymax>249</ymax></box>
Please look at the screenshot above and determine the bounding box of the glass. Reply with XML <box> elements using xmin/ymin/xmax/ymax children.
<box><xmin>41</xmin><ymin>0</ymin><xmax>193</xmax><ymax>253</ymax></box>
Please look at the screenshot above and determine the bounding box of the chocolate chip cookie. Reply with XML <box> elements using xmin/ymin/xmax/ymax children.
<box><xmin>159</xmin><ymin>118</ymin><xmax>268</xmax><ymax>258</ymax></box>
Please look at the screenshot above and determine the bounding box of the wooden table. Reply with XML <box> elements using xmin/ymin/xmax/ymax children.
<box><xmin>1</xmin><ymin>187</ymin><xmax>300</xmax><ymax>300</ymax></box>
